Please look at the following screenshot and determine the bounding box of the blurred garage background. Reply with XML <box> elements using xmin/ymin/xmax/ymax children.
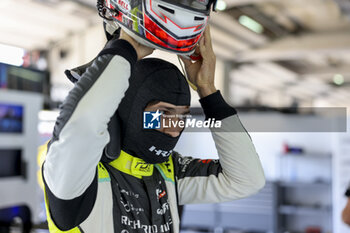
<box><xmin>0</xmin><ymin>0</ymin><xmax>350</xmax><ymax>232</ymax></box>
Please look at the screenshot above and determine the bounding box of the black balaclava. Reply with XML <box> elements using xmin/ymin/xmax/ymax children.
<box><xmin>106</xmin><ymin>58</ymin><xmax>191</xmax><ymax>164</ymax></box>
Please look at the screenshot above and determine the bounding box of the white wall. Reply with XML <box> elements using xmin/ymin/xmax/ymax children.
<box><xmin>251</xmin><ymin>131</ymin><xmax>332</xmax><ymax>180</ymax></box>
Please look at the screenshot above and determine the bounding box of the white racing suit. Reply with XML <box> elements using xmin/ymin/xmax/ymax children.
<box><xmin>42</xmin><ymin>39</ymin><xmax>266</xmax><ymax>233</ymax></box>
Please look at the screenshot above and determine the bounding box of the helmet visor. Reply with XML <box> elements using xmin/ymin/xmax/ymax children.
<box><xmin>161</xmin><ymin>0</ymin><xmax>215</xmax><ymax>15</ymax></box>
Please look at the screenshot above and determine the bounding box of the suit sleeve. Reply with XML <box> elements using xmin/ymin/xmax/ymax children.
<box><xmin>42</xmin><ymin>39</ymin><xmax>137</xmax><ymax>230</ymax></box>
<box><xmin>174</xmin><ymin>91</ymin><xmax>266</xmax><ymax>205</ymax></box>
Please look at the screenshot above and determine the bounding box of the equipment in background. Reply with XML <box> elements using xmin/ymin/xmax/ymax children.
<box><xmin>0</xmin><ymin>90</ymin><xmax>43</xmax><ymax>227</ymax></box>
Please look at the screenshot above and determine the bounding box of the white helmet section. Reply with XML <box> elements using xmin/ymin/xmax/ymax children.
<box><xmin>145</xmin><ymin>0</ymin><xmax>208</xmax><ymax>38</ymax></box>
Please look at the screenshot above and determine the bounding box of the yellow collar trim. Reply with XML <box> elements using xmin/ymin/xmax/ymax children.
<box><xmin>109</xmin><ymin>150</ymin><xmax>154</xmax><ymax>179</ymax></box>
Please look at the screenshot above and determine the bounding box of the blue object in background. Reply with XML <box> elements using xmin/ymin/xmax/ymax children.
<box><xmin>0</xmin><ymin>103</ymin><xmax>23</xmax><ymax>133</ymax></box>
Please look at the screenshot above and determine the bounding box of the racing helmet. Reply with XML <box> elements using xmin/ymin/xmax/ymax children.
<box><xmin>97</xmin><ymin>0</ymin><xmax>217</xmax><ymax>55</ymax></box>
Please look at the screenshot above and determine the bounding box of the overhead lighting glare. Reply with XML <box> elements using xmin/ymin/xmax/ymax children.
<box><xmin>0</xmin><ymin>0</ymin><xmax>11</xmax><ymax>9</ymax></box>
<box><xmin>38</xmin><ymin>110</ymin><xmax>59</xmax><ymax>121</ymax></box>
<box><xmin>0</xmin><ymin>44</ymin><xmax>25</xmax><ymax>66</ymax></box>
<box><xmin>238</xmin><ymin>15</ymin><xmax>264</xmax><ymax>34</ymax></box>
<box><xmin>215</xmin><ymin>0</ymin><xmax>227</xmax><ymax>11</ymax></box>
<box><xmin>333</xmin><ymin>74</ymin><xmax>344</xmax><ymax>86</ymax></box>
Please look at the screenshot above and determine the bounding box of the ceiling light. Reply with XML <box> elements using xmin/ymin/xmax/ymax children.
<box><xmin>216</xmin><ymin>0</ymin><xmax>227</xmax><ymax>11</ymax></box>
<box><xmin>238</xmin><ymin>15</ymin><xmax>264</xmax><ymax>34</ymax></box>
<box><xmin>333</xmin><ymin>74</ymin><xmax>344</xmax><ymax>85</ymax></box>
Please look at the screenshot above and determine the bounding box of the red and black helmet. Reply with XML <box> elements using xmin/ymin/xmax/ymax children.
<box><xmin>97</xmin><ymin>0</ymin><xmax>217</xmax><ymax>55</ymax></box>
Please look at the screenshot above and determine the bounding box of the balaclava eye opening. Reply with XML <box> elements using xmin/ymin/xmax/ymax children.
<box><xmin>107</xmin><ymin>58</ymin><xmax>191</xmax><ymax>164</ymax></box>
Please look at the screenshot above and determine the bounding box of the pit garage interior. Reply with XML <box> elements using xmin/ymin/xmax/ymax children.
<box><xmin>0</xmin><ymin>0</ymin><xmax>350</xmax><ymax>232</ymax></box>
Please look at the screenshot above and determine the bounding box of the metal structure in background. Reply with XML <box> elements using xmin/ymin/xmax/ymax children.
<box><xmin>222</xmin><ymin>0</ymin><xmax>350</xmax><ymax>109</ymax></box>
<box><xmin>181</xmin><ymin>182</ymin><xmax>277</xmax><ymax>232</ymax></box>
<box><xmin>182</xmin><ymin>179</ymin><xmax>332</xmax><ymax>232</ymax></box>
